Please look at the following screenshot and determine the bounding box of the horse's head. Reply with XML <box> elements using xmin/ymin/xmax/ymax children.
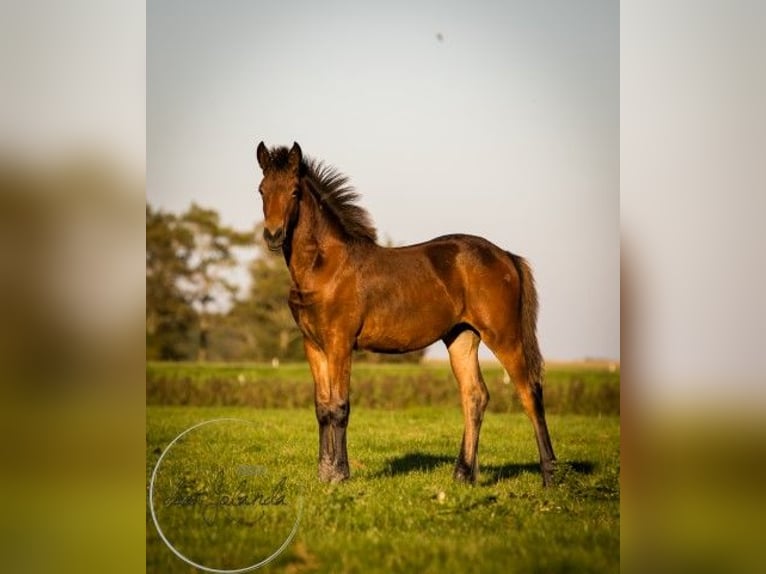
<box><xmin>256</xmin><ymin>141</ymin><xmax>304</xmax><ymax>251</ymax></box>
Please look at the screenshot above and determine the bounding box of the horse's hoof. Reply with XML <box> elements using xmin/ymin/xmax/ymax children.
<box><xmin>453</xmin><ymin>464</ymin><xmax>476</xmax><ymax>484</ymax></box>
<box><xmin>541</xmin><ymin>460</ymin><xmax>557</xmax><ymax>487</ymax></box>
<box><xmin>318</xmin><ymin>462</ymin><xmax>350</xmax><ymax>483</ymax></box>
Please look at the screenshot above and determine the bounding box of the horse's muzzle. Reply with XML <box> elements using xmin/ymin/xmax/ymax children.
<box><xmin>263</xmin><ymin>227</ymin><xmax>284</xmax><ymax>251</ymax></box>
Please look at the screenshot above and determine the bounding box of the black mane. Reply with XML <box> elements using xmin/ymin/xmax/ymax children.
<box><xmin>304</xmin><ymin>159</ymin><xmax>377</xmax><ymax>243</ymax></box>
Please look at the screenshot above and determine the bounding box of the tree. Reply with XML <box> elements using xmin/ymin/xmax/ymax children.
<box><xmin>146</xmin><ymin>202</ymin><xmax>253</xmax><ymax>361</ymax></box>
<box><xmin>178</xmin><ymin>204</ymin><xmax>252</xmax><ymax>361</ymax></box>
<box><xmin>146</xmin><ymin>204</ymin><xmax>197</xmax><ymax>360</ymax></box>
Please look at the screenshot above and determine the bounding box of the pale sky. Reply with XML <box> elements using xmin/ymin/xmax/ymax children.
<box><xmin>148</xmin><ymin>0</ymin><xmax>619</xmax><ymax>361</ymax></box>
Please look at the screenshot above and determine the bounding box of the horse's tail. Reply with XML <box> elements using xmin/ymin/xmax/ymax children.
<box><xmin>507</xmin><ymin>253</ymin><xmax>544</xmax><ymax>384</ymax></box>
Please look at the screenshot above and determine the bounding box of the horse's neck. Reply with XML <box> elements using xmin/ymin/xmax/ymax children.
<box><xmin>286</xmin><ymin>187</ymin><xmax>347</xmax><ymax>288</ymax></box>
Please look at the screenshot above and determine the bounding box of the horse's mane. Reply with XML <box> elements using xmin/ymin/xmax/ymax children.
<box><xmin>305</xmin><ymin>159</ymin><xmax>377</xmax><ymax>243</ymax></box>
<box><xmin>269</xmin><ymin>147</ymin><xmax>377</xmax><ymax>243</ymax></box>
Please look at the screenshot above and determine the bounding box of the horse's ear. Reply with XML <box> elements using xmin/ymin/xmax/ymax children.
<box><xmin>288</xmin><ymin>142</ymin><xmax>302</xmax><ymax>172</ymax></box>
<box><xmin>256</xmin><ymin>141</ymin><xmax>271</xmax><ymax>172</ymax></box>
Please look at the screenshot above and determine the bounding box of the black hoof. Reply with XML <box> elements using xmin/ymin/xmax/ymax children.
<box><xmin>541</xmin><ymin>459</ymin><xmax>557</xmax><ymax>487</ymax></box>
<box><xmin>453</xmin><ymin>462</ymin><xmax>476</xmax><ymax>484</ymax></box>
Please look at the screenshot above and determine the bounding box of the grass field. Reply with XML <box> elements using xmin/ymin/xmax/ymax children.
<box><xmin>146</xmin><ymin>362</ymin><xmax>619</xmax><ymax>573</ymax></box>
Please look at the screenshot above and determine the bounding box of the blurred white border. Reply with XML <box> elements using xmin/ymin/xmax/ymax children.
<box><xmin>621</xmin><ymin>0</ymin><xmax>766</xmax><ymax>409</ymax></box>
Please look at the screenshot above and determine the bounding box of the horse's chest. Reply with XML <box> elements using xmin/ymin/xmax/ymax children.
<box><xmin>288</xmin><ymin>288</ymin><xmax>336</xmax><ymax>343</ymax></box>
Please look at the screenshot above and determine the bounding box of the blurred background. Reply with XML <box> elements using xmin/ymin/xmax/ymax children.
<box><xmin>1</xmin><ymin>1</ymin><xmax>145</xmax><ymax>572</ymax></box>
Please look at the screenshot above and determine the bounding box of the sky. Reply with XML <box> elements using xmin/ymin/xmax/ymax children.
<box><xmin>147</xmin><ymin>0</ymin><xmax>619</xmax><ymax>361</ymax></box>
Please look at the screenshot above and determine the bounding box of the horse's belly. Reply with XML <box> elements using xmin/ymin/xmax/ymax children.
<box><xmin>355</xmin><ymin>304</ymin><xmax>456</xmax><ymax>353</ymax></box>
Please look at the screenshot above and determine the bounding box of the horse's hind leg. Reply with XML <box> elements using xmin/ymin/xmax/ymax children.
<box><xmin>488</xmin><ymin>341</ymin><xmax>556</xmax><ymax>486</ymax></box>
<box><xmin>446</xmin><ymin>328</ymin><xmax>489</xmax><ymax>483</ymax></box>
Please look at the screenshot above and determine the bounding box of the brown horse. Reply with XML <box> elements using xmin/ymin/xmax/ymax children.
<box><xmin>256</xmin><ymin>142</ymin><xmax>556</xmax><ymax>486</ymax></box>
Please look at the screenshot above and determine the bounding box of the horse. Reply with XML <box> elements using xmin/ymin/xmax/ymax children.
<box><xmin>255</xmin><ymin>141</ymin><xmax>556</xmax><ymax>486</ymax></box>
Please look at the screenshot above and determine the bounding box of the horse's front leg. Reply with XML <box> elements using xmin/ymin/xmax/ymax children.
<box><xmin>304</xmin><ymin>338</ymin><xmax>352</xmax><ymax>483</ymax></box>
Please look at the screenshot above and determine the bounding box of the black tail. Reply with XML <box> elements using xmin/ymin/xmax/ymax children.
<box><xmin>508</xmin><ymin>253</ymin><xmax>543</xmax><ymax>384</ymax></box>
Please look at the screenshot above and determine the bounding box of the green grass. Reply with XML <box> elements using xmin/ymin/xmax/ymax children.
<box><xmin>147</xmin><ymin>406</ymin><xmax>619</xmax><ymax>573</ymax></box>
<box><xmin>147</xmin><ymin>361</ymin><xmax>619</xmax><ymax>415</ymax></box>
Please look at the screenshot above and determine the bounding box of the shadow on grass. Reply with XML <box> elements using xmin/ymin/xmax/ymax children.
<box><xmin>373</xmin><ymin>452</ymin><xmax>454</xmax><ymax>477</ymax></box>
<box><xmin>483</xmin><ymin>459</ymin><xmax>596</xmax><ymax>485</ymax></box>
<box><xmin>374</xmin><ymin>451</ymin><xmax>596</xmax><ymax>485</ymax></box>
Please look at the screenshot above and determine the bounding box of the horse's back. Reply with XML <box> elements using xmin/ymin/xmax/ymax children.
<box><xmin>353</xmin><ymin>234</ymin><xmax>523</xmax><ymax>352</ymax></box>
<box><xmin>362</xmin><ymin>233</ymin><xmax>521</xmax><ymax>300</ymax></box>
<box><xmin>392</xmin><ymin>233</ymin><xmax>520</xmax><ymax>287</ymax></box>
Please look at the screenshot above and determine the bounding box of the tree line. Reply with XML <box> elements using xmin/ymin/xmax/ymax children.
<box><xmin>146</xmin><ymin>202</ymin><xmax>424</xmax><ymax>363</ymax></box>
